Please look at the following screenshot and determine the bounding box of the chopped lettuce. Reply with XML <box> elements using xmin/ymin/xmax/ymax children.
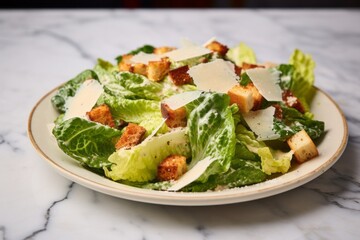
<box><xmin>114</xmin><ymin>72</ymin><xmax>163</xmax><ymax>100</ymax></box>
<box><xmin>52</xmin><ymin>117</ymin><xmax>121</xmax><ymax>169</ymax></box>
<box><xmin>102</xmin><ymin>93</ymin><xmax>167</xmax><ymax>134</ymax></box>
<box><xmin>187</xmin><ymin>92</ymin><xmax>236</xmax><ymax>183</ymax></box>
<box><xmin>287</xmin><ymin>49</ymin><xmax>316</xmax><ymax>112</ymax></box>
<box><xmin>235</xmin><ymin>124</ymin><xmax>293</xmax><ymax>175</ymax></box>
<box><xmin>273</xmin><ymin>105</ymin><xmax>325</xmax><ymax>140</ymax></box>
<box><xmin>105</xmin><ymin>129</ymin><xmax>191</xmax><ymax>182</ymax></box>
<box><xmin>226</xmin><ymin>42</ymin><xmax>256</xmax><ymax>66</ymax></box>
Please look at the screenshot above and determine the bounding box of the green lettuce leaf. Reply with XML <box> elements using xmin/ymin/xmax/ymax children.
<box><xmin>114</xmin><ymin>72</ymin><xmax>163</xmax><ymax>100</ymax></box>
<box><xmin>52</xmin><ymin>117</ymin><xmax>121</xmax><ymax>168</ymax></box>
<box><xmin>187</xmin><ymin>92</ymin><xmax>236</xmax><ymax>182</ymax></box>
<box><xmin>226</xmin><ymin>42</ymin><xmax>256</xmax><ymax>66</ymax></box>
<box><xmin>51</xmin><ymin>70</ymin><xmax>99</xmax><ymax>113</ymax></box>
<box><xmin>236</xmin><ymin>124</ymin><xmax>293</xmax><ymax>175</ymax></box>
<box><xmin>105</xmin><ymin>128</ymin><xmax>191</xmax><ymax>182</ymax></box>
<box><xmin>289</xmin><ymin>49</ymin><xmax>316</xmax><ymax>109</ymax></box>
<box><xmin>102</xmin><ymin>93</ymin><xmax>167</xmax><ymax>134</ymax></box>
<box><xmin>273</xmin><ymin>105</ymin><xmax>325</xmax><ymax>140</ymax></box>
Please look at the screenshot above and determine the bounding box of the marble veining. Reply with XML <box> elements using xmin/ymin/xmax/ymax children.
<box><xmin>0</xmin><ymin>9</ymin><xmax>359</xmax><ymax>240</ymax></box>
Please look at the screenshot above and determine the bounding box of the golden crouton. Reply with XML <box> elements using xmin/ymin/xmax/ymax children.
<box><xmin>161</xmin><ymin>103</ymin><xmax>187</xmax><ymax>128</ymax></box>
<box><xmin>205</xmin><ymin>40</ymin><xmax>229</xmax><ymax>56</ymax></box>
<box><xmin>247</xmin><ymin>83</ymin><xmax>263</xmax><ymax>110</ymax></box>
<box><xmin>147</xmin><ymin>58</ymin><xmax>171</xmax><ymax>82</ymax></box>
<box><xmin>228</xmin><ymin>83</ymin><xmax>263</xmax><ymax>113</ymax></box>
<box><xmin>115</xmin><ymin>123</ymin><xmax>146</xmax><ymax>150</ymax></box>
<box><xmin>287</xmin><ymin>129</ymin><xmax>319</xmax><ymax>163</ymax></box>
<box><xmin>242</xmin><ymin>62</ymin><xmax>265</xmax><ymax>70</ymax></box>
<box><xmin>87</xmin><ymin>104</ymin><xmax>115</xmax><ymax>128</ymax></box>
<box><xmin>157</xmin><ymin>155</ymin><xmax>187</xmax><ymax>181</ymax></box>
<box><xmin>132</xmin><ymin>63</ymin><xmax>147</xmax><ymax>76</ymax></box>
<box><xmin>168</xmin><ymin>65</ymin><xmax>193</xmax><ymax>86</ymax></box>
<box><xmin>118</xmin><ymin>54</ymin><xmax>134</xmax><ymax>72</ymax></box>
<box><xmin>154</xmin><ymin>46</ymin><xmax>176</xmax><ymax>55</ymax></box>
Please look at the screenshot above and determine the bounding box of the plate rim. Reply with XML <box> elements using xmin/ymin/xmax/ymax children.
<box><xmin>27</xmin><ymin>86</ymin><xmax>349</xmax><ymax>206</ymax></box>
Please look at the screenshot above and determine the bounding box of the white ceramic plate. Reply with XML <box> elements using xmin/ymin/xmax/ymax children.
<box><xmin>28</xmin><ymin>87</ymin><xmax>348</xmax><ymax>206</ymax></box>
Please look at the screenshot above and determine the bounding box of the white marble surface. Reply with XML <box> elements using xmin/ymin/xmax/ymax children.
<box><xmin>0</xmin><ymin>9</ymin><xmax>359</xmax><ymax>240</ymax></box>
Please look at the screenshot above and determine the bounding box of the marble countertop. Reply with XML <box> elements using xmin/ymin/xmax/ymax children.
<box><xmin>1</xmin><ymin>9</ymin><xmax>359</xmax><ymax>240</ymax></box>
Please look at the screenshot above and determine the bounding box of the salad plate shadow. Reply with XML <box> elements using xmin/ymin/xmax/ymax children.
<box><xmin>28</xmin><ymin>86</ymin><xmax>348</xmax><ymax>206</ymax></box>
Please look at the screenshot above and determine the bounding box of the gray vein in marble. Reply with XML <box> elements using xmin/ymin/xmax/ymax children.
<box><xmin>303</xmin><ymin>168</ymin><xmax>360</xmax><ymax>211</ymax></box>
<box><xmin>195</xmin><ymin>224</ymin><xmax>211</xmax><ymax>240</ymax></box>
<box><xmin>22</xmin><ymin>182</ymin><xmax>74</xmax><ymax>240</ymax></box>
<box><xmin>0</xmin><ymin>225</ymin><xmax>6</xmax><ymax>240</ymax></box>
<box><xmin>32</xmin><ymin>29</ymin><xmax>97</xmax><ymax>64</ymax></box>
<box><xmin>0</xmin><ymin>133</ymin><xmax>21</xmax><ymax>152</ymax></box>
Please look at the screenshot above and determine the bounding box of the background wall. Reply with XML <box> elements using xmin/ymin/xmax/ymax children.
<box><xmin>1</xmin><ymin>0</ymin><xmax>359</xmax><ymax>8</ymax></box>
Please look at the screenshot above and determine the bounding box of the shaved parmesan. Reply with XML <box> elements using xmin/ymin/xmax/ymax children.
<box><xmin>164</xmin><ymin>46</ymin><xmax>211</xmax><ymax>62</ymax></box>
<box><xmin>246</xmin><ymin>68</ymin><xmax>282</xmax><ymax>102</ymax></box>
<box><xmin>63</xmin><ymin>79</ymin><xmax>103</xmax><ymax>121</ymax></box>
<box><xmin>168</xmin><ymin>157</ymin><xmax>215</xmax><ymax>191</ymax></box>
<box><xmin>188</xmin><ymin>59</ymin><xmax>239</xmax><ymax>93</ymax></box>
<box><xmin>242</xmin><ymin>106</ymin><xmax>280</xmax><ymax>141</ymax></box>
<box><xmin>130</xmin><ymin>52</ymin><xmax>163</xmax><ymax>64</ymax></box>
<box><xmin>162</xmin><ymin>90</ymin><xmax>203</xmax><ymax>110</ymax></box>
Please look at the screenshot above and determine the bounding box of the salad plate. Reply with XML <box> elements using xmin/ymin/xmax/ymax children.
<box><xmin>28</xmin><ymin>85</ymin><xmax>348</xmax><ymax>206</ymax></box>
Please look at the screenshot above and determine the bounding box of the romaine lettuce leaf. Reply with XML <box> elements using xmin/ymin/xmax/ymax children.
<box><xmin>93</xmin><ymin>59</ymin><xmax>118</xmax><ymax>85</ymax></box>
<box><xmin>226</xmin><ymin>42</ymin><xmax>256</xmax><ymax>66</ymax></box>
<box><xmin>289</xmin><ymin>49</ymin><xmax>316</xmax><ymax>109</ymax></box>
<box><xmin>236</xmin><ymin>124</ymin><xmax>293</xmax><ymax>175</ymax></box>
<box><xmin>102</xmin><ymin>93</ymin><xmax>167</xmax><ymax>134</ymax></box>
<box><xmin>51</xmin><ymin>70</ymin><xmax>99</xmax><ymax>113</ymax></box>
<box><xmin>52</xmin><ymin>117</ymin><xmax>121</xmax><ymax>168</ymax></box>
<box><xmin>114</xmin><ymin>72</ymin><xmax>163</xmax><ymax>100</ymax></box>
<box><xmin>105</xmin><ymin>129</ymin><xmax>191</xmax><ymax>182</ymax></box>
<box><xmin>187</xmin><ymin>92</ymin><xmax>236</xmax><ymax>182</ymax></box>
<box><xmin>273</xmin><ymin>105</ymin><xmax>325</xmax><ymax>140</ymax></box>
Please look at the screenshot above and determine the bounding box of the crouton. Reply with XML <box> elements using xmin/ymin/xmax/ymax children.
<box><xmin>118</xmin><ymin>54</ymin><xmax>134</xmax><ymax>72</ymax></box>
<box><xmin>242</xmin><ymin>62</ymin><xmax>265</xmax><ymax>70</ymax></box>
<box><xmin>228</xmin><ymin>83</ymin><xmax>263</xmax><ymax>113</ymax></box>
<box><xmin>87</xmin><ymin>104</ymin><xmax>115</xmax><ymax>128</ymax></box>
<box><xmin>205</xmin><ymin>40</ymin><xmax>229</xmax><ymax>56</ymax></box>
<box><xmin>248</xmin><ymin>83</ymin><xmax>263</xmax><ymax>110</ymax></box>
<box><xmin>157</xmin><ymin>155</ymin><xmax>187</xmax><ymax>181</ymax></box>
<box><xmin>154</xmin><ymin>46</ymin><xmax>176</xmax><ymax>55</ymax></box>
<box><xmin>115</xmin><ymin>123</ymin><xmax>146</xmax><ymax>150</ymax></box>
<box><xmin>168</xmin><ymin>65</ymin><xmax>193</xmax><ymax>86</ymax></box>
<box><xmin>161</xmin><ymin>103</ymin><xmax>187</xmax><ymax>128</ymax></box>
<box><xmin>282</xmin><ymin>90</ymin><xmax>305</xmax><ymax>113</ymax></box>
<box><xmin>147</xmin><ymin>58</ymin><xmax>171</xmax><ymax>82</ymax></box>
<box><xmin>287</xmin><ymin>129</ymin><xmax>319</xmax><ymax>163</ymax></box>
<box><xmin>132</xmin><ymin>63</ymin><xmax>147</xmax><ymax>76</ymax></box>
<box><xmin>234</xmin><ymin>65</ymin><xmax>242</xmax><ymax>76</ymax></box>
